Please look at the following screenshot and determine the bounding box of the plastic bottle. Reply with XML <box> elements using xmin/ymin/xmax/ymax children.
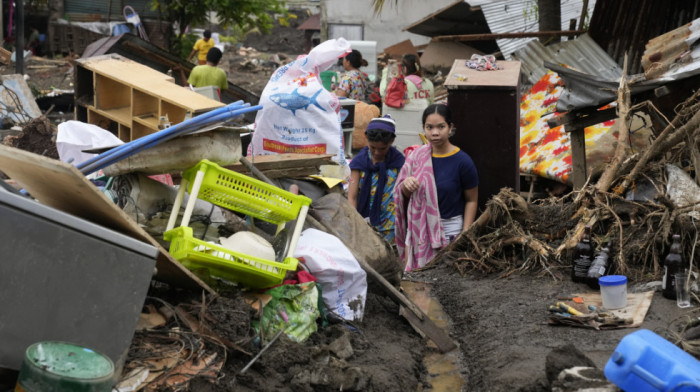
<box><xmin>662</xmin><ymin>234</ymin><xmax>684</xmax><ymax>299</ymax></box>
<box><xmin>586</xmin><ymin>242</ymin><xmax>610</xmax><ymax>289</ymax></box>
<box><xmin>571</xmin><ymin>226</ymin><xmax>594</xmax><ymax>283</ymax></box>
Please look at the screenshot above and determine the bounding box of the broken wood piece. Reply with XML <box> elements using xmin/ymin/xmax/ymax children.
<box><xmin>227</xmin><ymin>153</ymin><xmax>334</xmax><ymax>179</ymax></box>
<box><xmin>307</xmin><ymin>214</ymin><xmax>456</xmax><ymax>353</ymax></box>
<box><xmin>432</xmin><ymin>30</ymin><xmax>586</xmax><ymax>42</ymax></box>
<box><xmin>595</xmin><ymin>53</ymin><xmax>631</xmax><ymax>195</ymax></box>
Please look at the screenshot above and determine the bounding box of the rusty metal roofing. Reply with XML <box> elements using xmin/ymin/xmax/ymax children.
<box><xmin>641</xmin><ymin>17</ymin><xmax>700</xmax><ymax>81</ymax></box>
<box><xmin>479</xmin><ymin>0</ymin><xmax>597</xmax><ymax>60</ymax></box>
<box><xmin>513</xmin><ymin>33</ymin><xmax>622</xmax><ymax>88</ymax></box>
<box><xmin>588</xmin><ymin>0</ymin><xmax>700</xmax><ymax>75</ymax></box>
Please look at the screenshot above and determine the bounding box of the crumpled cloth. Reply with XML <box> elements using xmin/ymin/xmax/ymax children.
<box><xmin>465</xmin><ymin>54</ymin><xmax>502</xmax><ymax>71</ymax></box>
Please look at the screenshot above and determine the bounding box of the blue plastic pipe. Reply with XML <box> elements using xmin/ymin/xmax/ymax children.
<box><xmin>77</xmin><ymin>100</ymin><xmax>247</xmax><ymax>172</ymax></box>
<box><xmin>79</xmin><ymin>104</ymin><xmax>262</xmax><ymax>176</ymax></box>
<box><xmin>78</xmin><ymin>103</ymin><xmax>262</xmax><ymax>176</ymax></box>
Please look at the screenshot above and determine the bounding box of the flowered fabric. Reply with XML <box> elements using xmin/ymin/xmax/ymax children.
<box><xmin>520</xmin><ymin>71</ymin><xmax>613</xmax><ymax>184</ymax></box>
<box><xmin>359</xmin><ymin>168</ymin><xmax>399</xmax><ymax>244</ymax></box>
<box><xmin>520</xmin><ymin>70</ymin><xmax>654</xmax><ymax>185</ymax></box>
<box><xmin>337</xmin><ymin>70</ymin><xmax>368</xmax><ymax>101</ymax></box>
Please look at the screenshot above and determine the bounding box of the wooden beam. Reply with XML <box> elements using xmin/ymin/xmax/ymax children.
<box><xmin>569</xmin><ymin>127</ymin><xmax>588</xmax><ymax>190</ymax></box>
<box><xmin>547</xmin><ymin>108</ymin><xmax>617</xmax><ymax>190</ymax></box>
<box><xmin>547</xmin><ymin>107</ymin><xmax>617</xmax><ymax>130</ymax></box>
<box><xmin>432</xmin><ymin>30</ymin><xmax>586</xmax><ymax>42</ymax></box>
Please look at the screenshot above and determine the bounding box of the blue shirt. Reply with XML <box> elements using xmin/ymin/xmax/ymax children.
<box><xmin>432</xmin><ymin>148</ymin><xmax>478</xmax><ymax>219</ymax></box>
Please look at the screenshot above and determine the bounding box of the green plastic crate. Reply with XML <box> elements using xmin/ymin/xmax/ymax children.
<box><xmin>182</xmin><ymin>159</ymin><xmax>311</xmax><ymax>225</ymax></box>
<box><xmin>164</xmin><ymin>226</ymin><xmax>298</xmax><ymax>288</ymax></box>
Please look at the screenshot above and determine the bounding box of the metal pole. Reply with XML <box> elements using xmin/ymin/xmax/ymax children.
<box><xmin>16</xmin><ymin>0</ymin><xmax>24</xmax><ymax>75</ymax></box>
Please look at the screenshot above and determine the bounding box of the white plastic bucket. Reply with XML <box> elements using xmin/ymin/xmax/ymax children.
<box><xmin>599</xmin><ymin>275</ymin><xmax>627</xmax><ymax>309</ymax></box>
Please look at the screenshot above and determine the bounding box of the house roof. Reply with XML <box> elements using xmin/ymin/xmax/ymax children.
<box><xmin>403</xmin><ymin>1</ymin><xmax>487</xmax><ymax>38</ymax></box>
<box><xmin>297</xmin><ymin>14</ymin><xmax>320</xmax><ymax>31</ymax></box>
<box><xmin>641</xmin><ymin>17</ymin><xmax>700</xmax><ymax>81</ymax></box>
<box><xmin>479</xmin><ymin>0</ymin><xmax>597</xmax><ymax>59</ymax></box>
<box><xmin>513</xmin><ymin>34</ymin><xmax>622</xmax><ymax>89</ymax></box>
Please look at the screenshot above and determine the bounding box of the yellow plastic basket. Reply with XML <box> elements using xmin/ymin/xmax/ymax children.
<box><xmin>165</xmin><ymin>159</ymin><xmax>311</xmax><ymax>289</ymax></box>
<box><xmin>164</xmin><ymin>226</ymin><xmax>298</xmax><ymax>289</ymax></box>
<box><xmin>182</xmin><ymin>159</ymin><xmax>312</xmax><ymax>225</ymax></box>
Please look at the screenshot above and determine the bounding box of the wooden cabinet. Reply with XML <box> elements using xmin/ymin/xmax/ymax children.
<box><xmin>445</xmin><ymin>60</ymin><xmax>521</xmax><ymax>213</ymax></box>
<box><xmin>75</xmin><ymin>54</ymin><xmax>224</xmax><ymax>142</ymax></box>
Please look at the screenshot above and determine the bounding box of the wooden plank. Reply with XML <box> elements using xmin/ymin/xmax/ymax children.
<box><xmin>569</xmin><ymin>127</ymin><xmax>587</xmax><ymax>189</ymax></box>
<box><xmin>433</xmin><ymin>30</ymin><xmax>586</xmax><ymax>42</ymax></box>
<box><xmin>444</xmin><ymin>60</ymin><xmax>521</xmax><ymax>89</ymax></box>
<box><xmin>0</xmin><ymin>145</ymin><xmax>213</xmax><ymax>294</ymax></box>
<box><xmin>306</xmin><ymin>214</ymin><xmax>456</xmax><ymax>353</ymax></box>
<box><xmin>225</xmin><ymin>154</ymin><xmax>334</xmax><ymax>178</ymax></box>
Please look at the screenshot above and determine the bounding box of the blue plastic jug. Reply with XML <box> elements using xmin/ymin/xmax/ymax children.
<box><xmin>604</xmin><ymin>329</ymin><xmax>700</xmax><ymax>391</ymax></box>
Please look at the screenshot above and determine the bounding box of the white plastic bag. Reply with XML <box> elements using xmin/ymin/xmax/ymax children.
<box><xmin>249</xmin><ymin>39</ymin><xmax>351</xmax><ymax>167</ymax></box>
<box><xmin>56</xmin><ymin>120</ymin><xmax>123</xmax><ymax>167</ymax></box>
<box><xmin>294</xmin><ymin>228</ymin><xmax>367</xmax><ymax>321</ymax></box>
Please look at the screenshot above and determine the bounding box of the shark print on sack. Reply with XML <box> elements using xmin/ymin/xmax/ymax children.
<box><xmin>269</xmin><ymin>88</ymin><xmax>326</xmax><ymax>116</ymax></box>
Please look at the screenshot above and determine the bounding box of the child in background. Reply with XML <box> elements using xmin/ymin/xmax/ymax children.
<box><xmin>348</xmin><ymin>115</ymin><xmax>405</xmax><ymax>244</ymax></box>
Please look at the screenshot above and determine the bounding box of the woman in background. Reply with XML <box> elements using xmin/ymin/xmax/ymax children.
<box><xmin>394</xmin><ymin>104</ymin><xmax>478</xmax><ymax>271</ymax></box>
<box><xmin>335</xmin><ymin>49</ymin><xmax>369</xmax><ymax>101</ymax></box>
<box><xmin>348</xmin><ymin>115</ymin><xmax>404</xmax><ymax>244</ymax></box>
<box><xmin>380</xmin><ymin>54</ymin><xmax>434</xmax><ymax>106</ymax></box>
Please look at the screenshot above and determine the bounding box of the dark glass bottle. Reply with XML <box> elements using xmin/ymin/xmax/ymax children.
<box><xmin>572</xmin><ymin>226</ymin><xmax>594</xmax><ymax>283</ymax></box>
<box><xmin>662</xmin><ymin>234</ymin><xmax>684</xmax><ymax>299</ymax></box>
<box><xmin>586</xmin><ymin>242</ymin><xmax>610</xmax><ymax>289</ymax></box>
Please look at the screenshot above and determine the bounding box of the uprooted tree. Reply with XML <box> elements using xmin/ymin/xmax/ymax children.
<box><xmin>429</xmin><ymin>58</ymin><xmax>700</xmax><ymax>280</ymax></box>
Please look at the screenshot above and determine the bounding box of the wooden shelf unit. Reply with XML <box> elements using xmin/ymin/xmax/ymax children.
<box><xmin>75</xmin><ymin>54</ymin><xmax>224</xmax><ymax>142</ymax></box>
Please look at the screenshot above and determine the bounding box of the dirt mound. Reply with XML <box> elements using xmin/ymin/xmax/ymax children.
<box><xmin>2</xmin><ymin>116</ymin><xmax>58</xmax><ymax>159</ymax></box>
<box><xmin>242</xmin><ymin>10</ymin><xmax>308</xmax><ymax>55</ymax></box>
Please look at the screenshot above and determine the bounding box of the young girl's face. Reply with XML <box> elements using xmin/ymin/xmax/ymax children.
<box><xmin>423</xmin><ymin>113</ymin><xmax>452</xmax><ymax>146</ymax></box>
<box><xmin>368</xmin><ymin>140</ymin><xmax>391</xmax><ymax>163</ymax></box>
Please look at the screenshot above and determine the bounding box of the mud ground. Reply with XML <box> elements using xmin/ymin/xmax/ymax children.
<box><xmin>412</xmin><ymin>264</ymin><xmax>693</xmax><ymax>391</ymax></box>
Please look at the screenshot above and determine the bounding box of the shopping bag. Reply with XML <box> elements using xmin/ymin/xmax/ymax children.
<box><xmin>249</xmin><ymin>39</ymin><xmax>351</xmax><ymax>166</ymax></box>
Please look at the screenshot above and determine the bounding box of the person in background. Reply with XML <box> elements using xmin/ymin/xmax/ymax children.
<box><xmin>348</xmin><ymin>115</ymin><xmax>405</xmax><ymax>245</ymax></box>
<box><xmin>25</xmin><ymin>27</ymin><xmax>41</xmax><ymax>55</ymax></box>
<box><xmin>334</xmin><ymin>49</ymin><xmax>369</xmax><ymax>101</ymax></box>
<box><xmin>188</xmin><ymin>30</ymin><xmax>215</xmax><ymax>65</ymax></box>
<box><xmin>380</xmin><ymin>53</ymin><xmax>434</xmax><ymax>106</ymax></box>
<box><xmin>186</xmin><ymin>47</ymin><xmax>228</xmax><ymax>95</ymax></box>
<box><xmin>394</xmin><ymin>103</ymin><xmax>478</xmax><ymax>271</ymax></box>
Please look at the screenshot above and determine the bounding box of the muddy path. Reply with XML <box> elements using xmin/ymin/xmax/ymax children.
<box><xmin>414</xmin><ymin>264</ymin><xmax>689</xmax><ymax>391</ymax></box>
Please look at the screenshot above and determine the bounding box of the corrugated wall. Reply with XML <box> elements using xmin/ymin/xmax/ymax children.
<box><xmin>514</xmin><ymin>33</ymin><xmax>622</xmax><ymax>88</ymax></box>
<box><xmin>65</xmin><ymin>0</ymin><xmax>160</xmax><ymax>20</ymax></box>
<box><xmin>589</xmin><ymin>0</ymin><xmax>700</xmax><ymax>74</ymax></box>
<box><xmin>480</xmin><ymin>0</ymin><xmax>597</xmax><ymax>59</ymax></box>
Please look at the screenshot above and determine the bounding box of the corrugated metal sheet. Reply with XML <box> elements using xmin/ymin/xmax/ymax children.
<box><xmin>479</xmin><ymin>0</ymin><xmax>597</xmax><ymax>59</ymax></box>
<box><xmin>65</xmin><ymin>0</ymin><xmax>160</xmax><ymax>20</ymax></box>
<box><xmin>513</xmin><ymin>33</ymin><xmax>622</xmax><ymax>87</ymax></box>
<box><xmin>641</xmin><ymin>17</ymin><xmax>700</xmax><ymax>81</ymax></box>
<box><xmin>588</xmin><ymin>0</ymin><xmax>700</xmax><ymax>75</ymax></box>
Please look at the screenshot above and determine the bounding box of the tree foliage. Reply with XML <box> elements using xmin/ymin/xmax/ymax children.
<box><xmin>151</xmin><ymin>0</ymin><xmax>287</xmax><ymax>50</ymax></box>
<box><xmin>370</xmin><ymin>0</ymin><xmax>398</xmax><ymax>14</ymax></box>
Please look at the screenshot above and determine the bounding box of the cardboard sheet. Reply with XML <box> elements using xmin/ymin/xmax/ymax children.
<box><xmin>573</xmin><ymin>290</ymin><xmax>655</xmax><ymax>328</ymax></box>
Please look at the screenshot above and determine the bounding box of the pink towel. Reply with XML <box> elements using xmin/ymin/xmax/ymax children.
<box><xmin>394</xmin><ymin>144</ymin><xmax>447</xmax><ymax>271</ymax></box>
